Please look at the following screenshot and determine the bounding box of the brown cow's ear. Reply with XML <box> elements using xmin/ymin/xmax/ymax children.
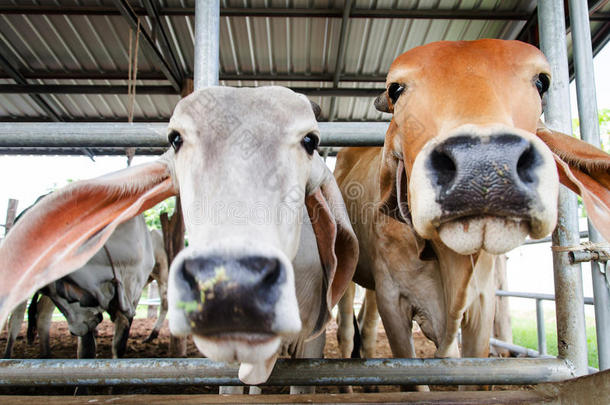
<box><xmin>378</xmin><ymin>120</ymin><xmax>411</xmax><ymax>224</ymax></box>
<box><xmin>0</xmin><ymin>157</ymin><xmax>177</xmax><ymax>329</ymax></box>
<box><xmin>536</xmin><ymin>122</ymin><xmax>610</xmax><ymax>241</ymax></box>
<box><xmin>305</xmin><ymin>155</ymin><xmax>359</xmax><ymax>324</ymax></box>
<box><xmin>374</xmin><ymin>91</ymin><xmax>392</xmax><ymax>113</ymax></box>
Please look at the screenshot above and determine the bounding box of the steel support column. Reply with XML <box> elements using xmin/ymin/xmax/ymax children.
<box><xmin>193</xmin><ymin>0</ymin><xmax>220</xmax><ymax>90</ymax></box>
<box><xmin>538</xmin><ymin>0</ymin><xmax>589</xmax><ymax>376</ymax></box>
<box><xmin>569</xmin><ymin>0</ymin><xmax>610</xmax><ymax>371</ymax></box>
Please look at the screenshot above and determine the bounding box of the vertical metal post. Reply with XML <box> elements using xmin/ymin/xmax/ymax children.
<box><xmin>537</xmin><ymin>0</ymin><xmax>589</xmax><ymax>376</ymax></box>
<box><xmin>193</xmin><ymin>0</ymin><xmax>229</xmax><ymax>392</ymax></box>
<box><xmin>568</xmin><ymin>0</ymin><xmax>610</xmax><ymax>371</ymax></box>
<box><xmin>536</xmin><ymin>299</ymin><xmax>547</xmax><ymax>355</ymax></box>
<box><xmin>193</xmin><ymin>0</ymin><xmax>220</xmax><ymax>90</ymax></box>
<box><xmin>3</xmin><ymin>199</ymin><xmax>18</xmax><ymax>237</ymax></box>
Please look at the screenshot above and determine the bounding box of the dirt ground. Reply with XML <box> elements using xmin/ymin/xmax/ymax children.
<box><xmin>0</xmin><ymin>317</ymin><xmax>517</xmax><ymax>395</ymax></box>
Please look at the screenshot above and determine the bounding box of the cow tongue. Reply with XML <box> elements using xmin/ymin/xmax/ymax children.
<box><xmin>238</xmin><ymin>353</ymin><xmax>279</xmax><ymax>385</ymax></box>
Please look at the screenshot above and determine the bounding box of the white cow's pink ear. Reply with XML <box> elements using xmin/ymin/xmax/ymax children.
<box><xmin>305</xmin><ymin>159</ymin><xmax>359</xmax><ymax>314</ymax></box>
<box><xmin>0</xmin><ymin>159</ymin><xmax>176</xmax><ymax>329</ymax></box>
<box><xmin>536</xmin><ymin>123</ymin><xmax>610</xmax><ymax>241</ymax></box>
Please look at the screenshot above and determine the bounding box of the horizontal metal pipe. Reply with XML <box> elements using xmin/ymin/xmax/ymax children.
<box><xmin>489</xmin><ymin>339</ymin><xmax>598</xmax><ymax>374</ymax></box>
<box><xmin>0</xmin><ymin>358</ymin><xmax>574</xmax><ymax>386</ymax></box>
<box><xmin>570</xmin><ymin>250</ymin><xmax>610</xmax><ymax>263</ymax></box>
<box><xmin>524</xmin><ymin>231</ymin><xmax>589</xmax><ymax>245</ymax></box>
<box><xmin>496</xmin><ymin>290</ymin><xmax>594</xmax><ymax>305</ymax></box>
<box><xmin>489</xmin><ymin>338</ymin><xmax>546</xmax><ymax>358</ymax></box>
<box><xmin>0</xmin><ymin>122</ymin><xmax>388</xmax><ymax>148</ymax></box>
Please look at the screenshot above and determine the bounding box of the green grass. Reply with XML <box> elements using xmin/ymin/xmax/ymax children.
<box><xmin>511</xmin><ymin>307</ymin><xmax>599</xmax><ymax>369</ymax></box>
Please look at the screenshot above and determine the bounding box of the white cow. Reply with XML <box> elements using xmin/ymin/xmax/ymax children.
<box><xmin>0</xmin><ymin>87</ymin><xmax>358</xmax><ymax>386</ymax></box>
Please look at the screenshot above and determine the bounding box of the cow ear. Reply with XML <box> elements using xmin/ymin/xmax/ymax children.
<box><xmin>379</xmin><ymin>120</ymin><xmax>411</xmax><ymax>224</ymax></box>
<box><xmin>536</xmin><ymin>122</ymin><xmax>610</xmax><ymax>241</ymax></box>
<box><xmin>305</xmin><ymin>155</ymin><xmax>359</xmax><ymax>316</ymax></box>
<box><xmin>0</xmin><ymin>156</ymin><xmax>176</xmax><ymax>329</ymax></box>
<box><xmin>374</xmin><ymin>90</ymin><xmax>392</xmax><ymax>113</ymax></box>
<box><xmin>309</xmin><ymin>100</ymin><xmax>322</xmax><ymax>120</ymax></box>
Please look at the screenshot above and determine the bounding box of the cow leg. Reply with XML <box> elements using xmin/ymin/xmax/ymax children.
<box><xmin>375</xmin><ymin>284</ymin><xmax>429</xmax><ymax>392</ymax></box>
<box><xmin>289</xmin><ymin>331</ymin><xmax>326</xmax><ymax>395</ymax></box>
<box><xmin>77</xmin><ymin>330</ymin><xmax>96</xmax><ymax>359</ymax></box>
<box><xmin>36</xmin><ymin>296</ymin><xmax>55</xmax><ymax>358</ymax></box>
<box><xmin>336</xmin><ymin>282</ymin><xmax>355</xmax><ymax>358</ymax></box>
<box><xmin>112</xmin><ymin>312</ymin><xmax>132</xmax><ymax>359</ymax></box>
<box><xmin>3</xmin><ymin>301</ymin><xmax>27</xmax><ymax>358</ymax></box>
<box><xmin>357</xmin><ymin>290</ymin><xmax>381</xmax><ymax>393</ymax></box>
<box><xmin>144</xmin><ymin>276</ymin><xmax>168</xmax><ymax>343</ymax></box>
<box><xmin>358</xmin><ymin>289</ymin><xmax>380</xmax><ymax>359</ymax></box>
<box><xmin>491</xmin><ymin>255</ymin><xmax>512</xmax><ymax>357</ymax></box>
<box><xmin>336</xmin><ymin>283</ymin><xmax>356</xmax><ymax>393</ymax></box>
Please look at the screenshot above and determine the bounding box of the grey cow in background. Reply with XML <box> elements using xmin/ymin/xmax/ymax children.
<box><xmin>3</xmin><ymin>215</ymin><xmax>154</xmax><ymax>359</ymax></box>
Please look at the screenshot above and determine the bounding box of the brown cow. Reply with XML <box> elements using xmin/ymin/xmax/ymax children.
<box><xmin>334</xmin><ymin>39</ymin><xmax>610</xmax><ymax>384</ymax></box>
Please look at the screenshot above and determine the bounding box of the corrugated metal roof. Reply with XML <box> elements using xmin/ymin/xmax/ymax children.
<box><xmin>0</xmin><ymin>0</ymin><xmax>608</xmax><ymax>155</ymax></box>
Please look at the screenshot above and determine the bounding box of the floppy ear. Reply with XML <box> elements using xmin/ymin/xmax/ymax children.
<box><xmin>378</xmin><ymin>120</ymin><xmax>411</xmax><ymax>225</ymax></box>
<box><xmin>0</xmin><ymin>155</ymin><xmax>176</xmax><ymax>329</ymax></box>
<box><xmin>305</xmin><ymin>155</ymin><xmax>359</xmax><ymax>314</ymax></box>
<box><xmin>536</xmin><ymin>123</ymin><xmax>610</xmax><ymax>241</ymax></box>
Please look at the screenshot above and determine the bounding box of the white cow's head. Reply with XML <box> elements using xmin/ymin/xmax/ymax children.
<box><xmin>0</xmin><ymin>86</ymin><xmax>358</xmax><ymax>384</ymax></box>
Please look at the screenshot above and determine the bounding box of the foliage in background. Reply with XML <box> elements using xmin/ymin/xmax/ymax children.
<box><xmin>572</xmin><ymin>108</ymin><xmax>610</xmax><ymax>153</ymax></box>
<box><xmin>511</xmin><ymin>309</ymin><xmax>598</xmax><ymax>369</ymax></box>
<box><xmin>144</xmin><ymin>197</ymin><xmax>176</xmax><ymax>230</ymax></box>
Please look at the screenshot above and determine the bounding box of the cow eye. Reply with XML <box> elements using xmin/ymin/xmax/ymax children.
<box><xmin>388</xmin><ymin>83</ymin><xmax>405</xmax><ymax>104</ymax></box>
<box><xmin>168</xmin><ymin>130</ymin><xmax>183</xmax><ymax>152</ymax></box>
<box><xmin>535</xmin><ymin>74</ymin><xmax>550</xmax><ymax>96</ymax></box>
<box><xmin>301</xmin><ymin>133</ymin><xmax>319</xmax><ymax>155</ymax></box>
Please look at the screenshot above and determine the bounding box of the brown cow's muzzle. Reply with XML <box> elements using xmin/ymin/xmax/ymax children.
<box><xmin>428</xmin><ymin>134</ymin><xmax>540</xmax><ymax>219</ymax></box>
<box><xmin>409</xmin><ymin>125</ymin><xmax>559</xmax><ymax>255</ymax></box>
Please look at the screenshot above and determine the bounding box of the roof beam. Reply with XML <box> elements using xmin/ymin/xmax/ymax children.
<box><xmin>0</xmin><ymin>83</ymin><xmax>384</xmax><ymax>97</ymax></box>
<box><xmin>142</xmin><ymin>0</ymin><xmax>183</xmax><ymax>83</ymax></box>
<box><xmin>111</xmin><ymin>0</ymin><xmax>181</xmax><ymax>91</ymax></box>
<box><xmin>0</xmin><ymin>45</ymin><xmax>62</xmax><ymax>121</ymax></box>
<box><xmin>0</xmin><ymin>70</ymin><xmax>387</xmax><ymax>82</ymax></box>
<box><xmin>328</xmin><ymin>0</ymin><xmax>354</xmax><ymax>121</ymax></box>
<box><xmin>1</xmin><ymin>5</ymin><xmax>608</xmax><ymax>21</ymax></box>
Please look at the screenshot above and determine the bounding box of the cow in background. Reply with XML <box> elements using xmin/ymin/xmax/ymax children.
<box><xmin>3</xmin><ymin>215</ymin><xmax>154</xmax><ymax>359</ymax></box>
<box><xmin>143</xmin><ymin>228</ymin><xmax>170</xmax><ymax>343</ymax></box>
<box><xmin>334</xmin><ymin>39</ymin><xmax>610</xmax><ymax>390</ymax></box>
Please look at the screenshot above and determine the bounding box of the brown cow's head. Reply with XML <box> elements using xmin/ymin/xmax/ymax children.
<box><xmin>375</xmin><ymin>39</ymin><xmax>610</xmax><ymax>255</ymax></box>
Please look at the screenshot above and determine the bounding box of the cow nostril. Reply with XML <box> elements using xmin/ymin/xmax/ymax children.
<box><xmin>517</xmin><ymin>145</ymin><xmax>537</xmax><ymax>184</ymax></box>
<box><xmin>261</xmin><ymin>259</ymin><xmax>281</xmax><ymax>287</ymax></box>
<box><xmin>429</xmin><ymin>149</ymin><xmax>457</xmax><ymax>187</ymax></box>
<box><xmin>181</xmin><ymin>259</ymin><xmax>200</xmax><ymax>292</ymax></box>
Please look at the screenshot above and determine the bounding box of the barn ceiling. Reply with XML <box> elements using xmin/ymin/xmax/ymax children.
<box><xmin>0</xmin><ymin>0</ymin><xmax>608</xmax><ymax>155</ymax></box>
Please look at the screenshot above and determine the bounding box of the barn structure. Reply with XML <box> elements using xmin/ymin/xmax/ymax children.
<box><xmin>0</xmin><ymin>0</ymin><xmax>609</xmax><ymax>403</ymax></box>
